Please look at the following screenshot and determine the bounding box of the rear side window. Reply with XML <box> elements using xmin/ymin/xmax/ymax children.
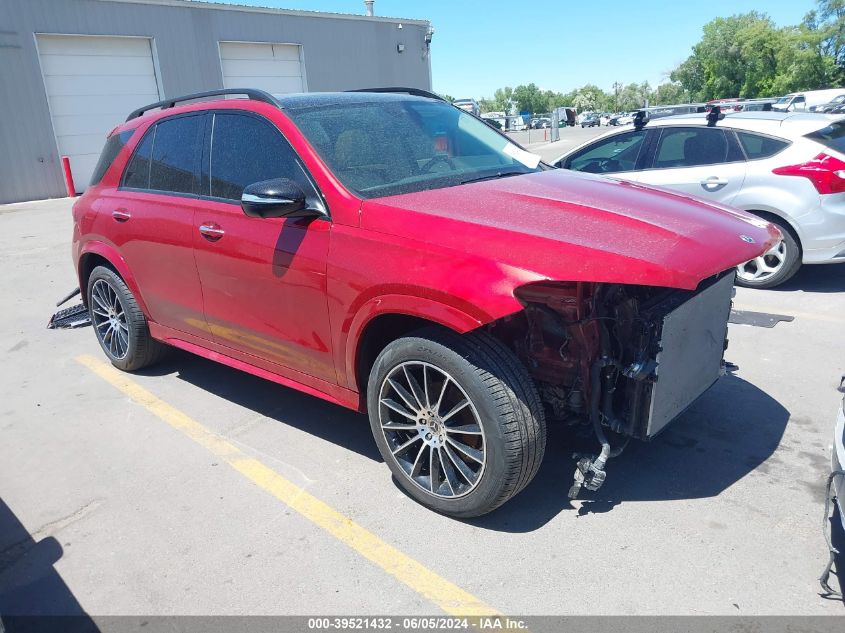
<box><xmin>148</xmin><ymin>115</ymin><xmax>203</xmax><ymax>194</ymax></box>
<box><xmin>564</xmin><ymin>130</ymin><xmax>647</xmax><ymax>173</ymax></box>
<box><xmin>736</xmin><ymin>131</ymin><xmax>789</xmax><ymax>160</ymax></box>
<box><xmin>90</xmin><ymin>130</ymin><xmax>134</xmax><ymax>186</ymax></box>
<box><xmin>209</xmin><ymin>113</ymin><xmax>316</xmax><ymax>201</ymax></box>
<box><xmin>123</xmin><ymin>128</ymin><xmax>154</xmax><ymax>189</ymax></box>
<box><xmin>806</xmin><ymin>120</ymin><xmax>845</xmax><ymax>154</ymax></box>
<box><xmin>653</xmin><ymin>127</ymin><xmax>740</xmax><ymax>168</ymax></box>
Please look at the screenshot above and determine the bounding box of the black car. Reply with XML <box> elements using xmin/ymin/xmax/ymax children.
<box><xmin>581</xmin><ymin>113</ymin><xmax>601</xmax><ymax>128</ymax></box>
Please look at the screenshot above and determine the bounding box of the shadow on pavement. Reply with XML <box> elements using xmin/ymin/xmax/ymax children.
<box><xmin>138</xmin><ymin>350</ymin><xmax>381</xmax><ymax>461</ymax></box>
<box><xmin>470</xmin><ymin>374</ymin><xmax>789</xmax><ymax>532</ymax></box>
<box><xmin>0</xmin><ymin>498</ymin><xmax>98</xmax><ymax>632</ymax></box>
<box><xmin>771</xmin><ymin>262</ymin><xmax>845</xmax><ymax>293</ymax></box>
<box><xmin>140</xmin><ymin>354</ymin><xmax>788</xmax><ymax>533</ymax></box>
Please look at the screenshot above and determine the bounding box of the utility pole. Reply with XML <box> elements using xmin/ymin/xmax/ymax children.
<box><xmin>613</xmin><ymin>81</ymin><xmax>621</xmax><ymax>112</ymax></box>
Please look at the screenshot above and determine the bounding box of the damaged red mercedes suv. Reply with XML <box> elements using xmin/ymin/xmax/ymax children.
<box><xmin>72</xmin><ymin>88</ymin><xmax>778</xmax><ymax>517</ymax></box>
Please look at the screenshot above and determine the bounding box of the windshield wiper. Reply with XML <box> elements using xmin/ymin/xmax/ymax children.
<box><xmin>459</xmin><ymin>170</ymin><xmax>527</xmax><ymax>185</ymax></box>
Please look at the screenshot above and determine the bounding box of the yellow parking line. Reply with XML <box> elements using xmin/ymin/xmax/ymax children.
<box><xmin>76</xmin><ymin>354</ymin><xmax>499</xmax><ymax>617</ymax></box>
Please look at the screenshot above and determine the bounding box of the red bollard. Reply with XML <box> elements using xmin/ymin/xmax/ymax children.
<box><xmin>61</xmin><ymin>156</ymin><xmax>77</xmax><ymax>197</ymax></box>
<box><xmin>544</xmin><ymin>128</ymin><xmax>547</xmax><ymax>141</ymax></box>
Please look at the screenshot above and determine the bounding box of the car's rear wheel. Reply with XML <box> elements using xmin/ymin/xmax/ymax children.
<box><xmin>366</xmin><ymin>328</ymin><xmax>546</xmax><ymax>518</ymax></box>
<box><xmin>735</xmin><ymin>219</ymin><xmax>802</xmax><ymax>289</ymax></box>
<box><xmin>87</xmin><ymin>266</ymin><xmax>167</xmax><ymax>371</ymax></box>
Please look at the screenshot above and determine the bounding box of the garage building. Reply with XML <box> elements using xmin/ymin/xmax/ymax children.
<box><xmin>0</xmin><ymin>0</ymin><xmax>433</xmax><ymax>204</ymax></box>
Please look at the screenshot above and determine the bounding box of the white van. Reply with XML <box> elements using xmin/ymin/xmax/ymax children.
<box><xmin>772</xmin><ymin>89</ymin><xmax>845</xmax><ymax>112</ymax></box>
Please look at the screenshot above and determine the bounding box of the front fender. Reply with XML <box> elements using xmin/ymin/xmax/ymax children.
<box><xmin>343</xmin><ymin>293</ymin><xmax>490</xmax><ymax>390</ymax></box>
<box><xmin>77</xmin><ymin>240</ymin><xmax>150</xmax><ymax>316</ymax></box>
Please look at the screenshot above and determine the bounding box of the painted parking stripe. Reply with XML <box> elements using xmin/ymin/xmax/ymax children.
<box><xmin>76</xmin><ymin>354</ymin><xmax>499</xmax><ymax>617</ymax></box>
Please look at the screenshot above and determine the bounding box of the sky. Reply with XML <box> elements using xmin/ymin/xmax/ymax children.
<box><xmin>202</xmin><ymin>0</ymin><xmax>819</xmax><ymax>99</ymax></box>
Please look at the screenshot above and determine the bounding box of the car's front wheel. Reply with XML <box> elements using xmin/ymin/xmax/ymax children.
<box><xmin>87</xmin><ymin>266</ymin><xmax>167</xmax><ymax>371</ymax></box>
<box><xmin>735</xmin><ymin>219</ymin><xmax>802</xmax><ymax>289</ymax></box>
<box><xmin>367</xmin><ymin>328</ymin><xmax>546</xmax><ymax>518</ymax></box>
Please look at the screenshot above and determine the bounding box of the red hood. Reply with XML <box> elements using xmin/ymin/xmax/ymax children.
<box><xmin>361</xmin><ymin>169</ymin><xmax>779</xmax><ymax>290</ymax></box>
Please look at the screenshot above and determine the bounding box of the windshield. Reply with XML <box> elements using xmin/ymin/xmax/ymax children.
<box><xmin>775</xmin><ymin>96</ymin><xmax>792</xmax><ymax>105</ymax></box>
<box><xmin>285</xmin><ymin>99</ymin><xmax>543</xmax><ymax>199</ymax></box>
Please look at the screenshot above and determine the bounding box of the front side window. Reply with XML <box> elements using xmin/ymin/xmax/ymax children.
<box><xmin>564</xmin><ymin>130</ymin><xmax>647</xmax><ymax>174</ymax></box>
<box><xmin>653</xmin><ymin>128</ymin><xmax>734</xmax><ymax>168</ymax></box>
<box><xmin>285</xmin><ymin>98</ymin><xmax>542</xmax><ymax>199</ymax></box>
<box><xmin>209</xmin><ymin>113</ymin><xmax>317</xmax><ymax>202</ymax></box>
<box><xmin>148</xmin><ymin>115</ymin><xmax>203</xmax><ymax>194</ymax></box>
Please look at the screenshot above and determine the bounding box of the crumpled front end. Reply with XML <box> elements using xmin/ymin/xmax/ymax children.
<box><xmin>488</xmin><ymin>270</ymin><xmax>737</xmax><ymax>497</ymax></box>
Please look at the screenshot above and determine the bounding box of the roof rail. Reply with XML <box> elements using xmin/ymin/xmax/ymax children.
<box><xmin>126</xmin><ymin>88</ymin><xmax>280</xmax><ymax>121</ymax></box>
<box><xmin>347</xmin><ymin>87</ymin><xmax>446</xmax><ymax>102</ymax></box>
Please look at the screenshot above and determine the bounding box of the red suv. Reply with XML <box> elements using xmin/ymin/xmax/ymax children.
<box><xmin>73</xmin><ymin>88</ymin><xmax>777</xmax><ymax>517</ymax></box>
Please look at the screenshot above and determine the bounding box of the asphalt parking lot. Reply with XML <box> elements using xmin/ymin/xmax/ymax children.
<box><xmin>2</xmin><ymin>183</ymin><xmax>844</xmax><ymax>617</ymax></box>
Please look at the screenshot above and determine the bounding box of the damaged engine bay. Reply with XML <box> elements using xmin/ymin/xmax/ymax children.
<box><xmin>489</xmin><ymin>271</ymin><xmax>735</xmax><ymax>499</ymax></box>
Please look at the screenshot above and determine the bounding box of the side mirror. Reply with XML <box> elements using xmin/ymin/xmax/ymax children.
<box><xmin>241</xmin><ymin>178</ymin><xmax>309</xmax><ymax>219</ymax></box>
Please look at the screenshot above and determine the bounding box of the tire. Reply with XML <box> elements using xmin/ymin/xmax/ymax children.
<box><xmin>87</xmin><ymin>266</ymin><xmax>167</xmax><ymax>371</ymax></box>
<box><xmin>735</xmin><ymin>218</ymin><xmax>802</xmax><ymax>289</ymax></box>
<box><xmin>366</xmin><ymin>328</ymin><xmax>546</xmax><ymax>518</ymax></box>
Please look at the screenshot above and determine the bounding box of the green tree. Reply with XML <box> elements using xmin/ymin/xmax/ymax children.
<box><xmin>653</xmin><ymin>82</ymin><xmax>688</xmax><ymax>104</ymax></box>
<box><xmin>493</xmin><ymin>86</ymin><xmax>514</xmax><ymax>113</ymax></box>
<box><xmin>512</xmin><ymin>83</ymin><xmax>548</xmax><ymax>114</ymax></box>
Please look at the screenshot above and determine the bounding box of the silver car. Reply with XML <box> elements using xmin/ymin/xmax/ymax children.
<box><xmin>554</xmin><ymin>111</ymin><xmax>845</xmax><ymax>288</ymax></box>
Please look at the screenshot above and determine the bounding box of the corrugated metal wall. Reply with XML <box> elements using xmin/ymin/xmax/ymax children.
<box><xmin>0</xmin><ymin>0</ymin><xmax>432</xmax><ymax>204</ymax></box>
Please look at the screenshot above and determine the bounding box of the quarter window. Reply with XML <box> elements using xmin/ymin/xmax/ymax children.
<box><xmin>736</xmin><ymin>132</ymin><xmax>789</xmax><ymax>160</ymax></box>
<box><xmin>90</xmin><ymin>130</ymin><xmax>134</xmax><ymax>186</ymax></box>
<box><xmin>148</xmin><ymin>115</ymin><xmax>203</xmax><ymax>195</ymax></box>
<box><xmin>565</xmin><ymin>130</ymin><xmax>647</xmax><ymax>174</ymax></box>
<box><xmin>122</xmin><ymin>127</ymin><xmax>155</xmax><ymax>189</ymax></box>
<box><xmin>209</xmin><ymin>113</ymin><xmax>316</xmax><ymax>202</ymax></box>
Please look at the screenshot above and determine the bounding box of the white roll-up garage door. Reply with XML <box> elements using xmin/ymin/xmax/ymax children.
<box><xmin>36</xmin><ymin>34</ymin><xmax>161</xmax><ymax>192</ymax></box>
<box><xmin>219</xmin><ymin>42</ymin><xmax>306</xmax><ymax>95</ymax></box>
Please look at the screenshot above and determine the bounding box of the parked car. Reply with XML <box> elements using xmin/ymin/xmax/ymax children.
<box><xmin>822</xmin><ymin>374</ymin><xmax>845</xmax><ymax>596</ymax></box>
<box><xmin>831</xmin><ymin>374</ymin><xmax>845</xmax><ymax>527</ymax></box>
<box><xmin>75</xmin><ymin>88</ymin><xmax>775</xmax><ymax>517</ymax></box>
<box><xmin>581</xmin><ymin>113</ymin><xmax>601</xmax><ymax>128</ymax></box>
<box><xmin>810</xmin><ymin>94</ymin><xmax>845</xmax><ymax>113</ymax></box>
<box><xmin>614</xmin><ymin>112</ymin><xmax>635</xmax><ymax>126</ymax></box>
<box><xmin>554</xmin><ymin>111</ymin><xmax>845</xmax><ymax>288</ymax></box>
<box><xmin>533</xmin><ymin>117</ymin><xmax>551</xmax><ymax>129</ymax></box>
<box><xmin>772</xmin><ymin>89</ymin><xmax>845</xmax><ymax>112</ymax></box>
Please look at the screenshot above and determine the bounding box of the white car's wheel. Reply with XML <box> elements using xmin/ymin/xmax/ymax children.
<box><xmin>735</xmin><ymin>221</ymin><xmax>802</xmax><ymax>289</ymax></box>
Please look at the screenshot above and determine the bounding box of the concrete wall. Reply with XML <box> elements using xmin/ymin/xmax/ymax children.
<box><xmin>0</xmin><ymin>0</ymin><xmax>432</xmax><ymax>203</ymax></box>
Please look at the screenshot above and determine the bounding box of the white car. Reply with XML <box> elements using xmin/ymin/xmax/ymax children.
<box><xmin>554</xmin><ymin>111</ymin><xmax>845</xmax><ymax>288</ymax></box>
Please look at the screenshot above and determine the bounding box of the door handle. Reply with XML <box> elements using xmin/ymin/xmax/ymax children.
<box><xmin>700</xmin><ymin>176</ymin><xmax>728</xmax><ymax>189</ymax></box>
<box><xmin>112</xmin><ymin>209</ymin><xmax>131</xmax><ymax>222</ymax></box>
<box><xmin>199</xmin><ymin>223</ymin><xmax>225</xmax><ymax>241</ymax></box>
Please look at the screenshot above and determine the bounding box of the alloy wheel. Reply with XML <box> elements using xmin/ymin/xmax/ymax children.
<box><xmin>736</xmin><ymin>240</ymin><xmax>787</xmax><ymax>283</ymax></box>
<box><xmin>378</xmin><ymin>361</ymin><xmax>486</xmax><ymax>499</ymax></box>
<box><xmin>90</xmin><ymin>279</ymin><xmax>130</xmax><ymax>359</ymax></box>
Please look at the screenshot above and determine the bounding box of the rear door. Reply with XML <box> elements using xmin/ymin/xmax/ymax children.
<box><xmin>103</xmin><ymin>113</ymin><xmax>210</xmax><ymax>338</ymax></box>
<box><xmin>635</xmin><ymin>126</ymin><xmax>747</xmax><ymax>204</ymax></box>
<box><xmin>191</xmin><ymin>111</ymin><xmax>335</xmax><ymax>383</ymax></box>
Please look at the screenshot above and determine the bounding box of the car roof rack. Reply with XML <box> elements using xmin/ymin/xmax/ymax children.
<box><xmin>126</xmin><ymin>88</ymin><xmax>280</xmax><ymax>121</ymax></box>
<box><xmin>706</xmin><ymin>105</ymin><xmax>723</xmax><ymax>127</ymax></box>
<box><xmin>633</xmin><ymin>110</ymin><xmax>648</xmax><ymax>130</ymax></box>
<box><xmin>346</xmin><ymin>87</ymin><xmax>446</xmax><ymax>102</ymax></box>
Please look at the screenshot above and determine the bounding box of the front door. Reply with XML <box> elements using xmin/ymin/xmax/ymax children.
<box><xmin>192</xmin><ymin>111</ymin><xmax>335</xmax><ymax>383</ymax></box>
